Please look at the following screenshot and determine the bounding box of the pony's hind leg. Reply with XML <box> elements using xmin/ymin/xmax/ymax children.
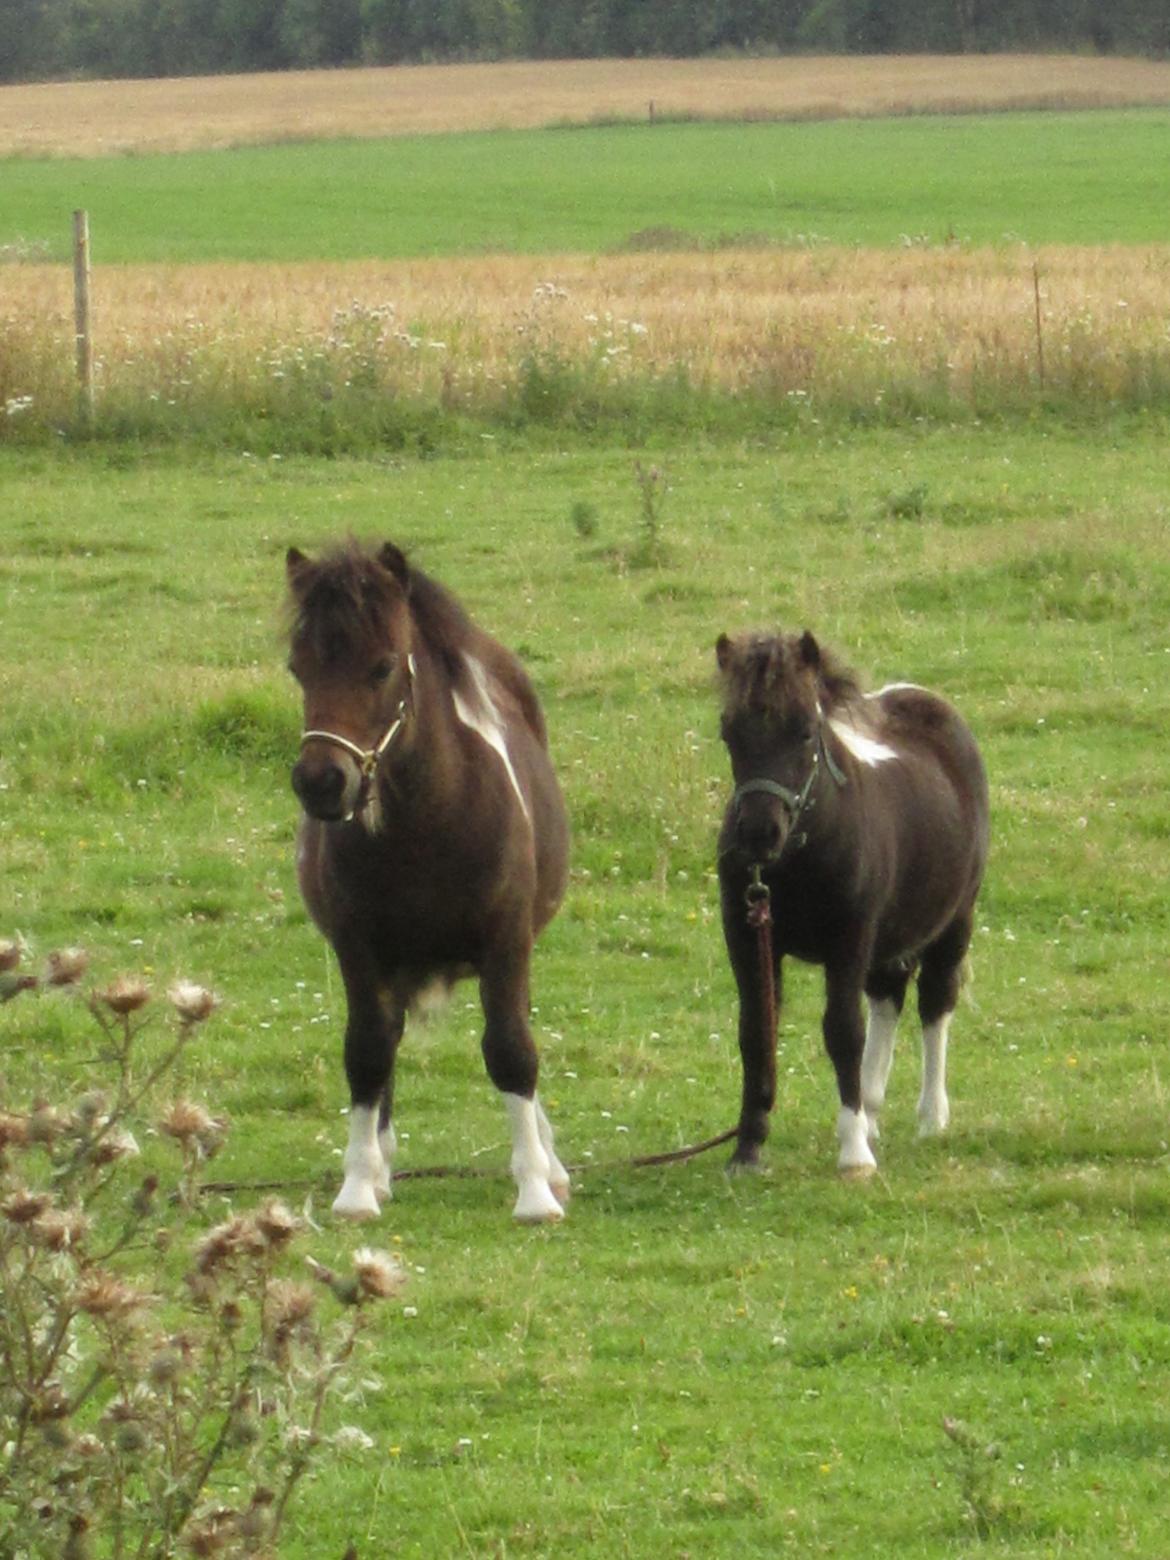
<box><xmin>535</xmin><ymin>1097</ymin><xmax>570</xmax><ymax>1206</ymax></box>
<box><xmin>480</xmin><ymin>960</ymin><xmax>565</xmax><ymax>1224</ymax></box>
<box><xmin>823</xmin><ymin>957</ymin><xmax>877</xmax><ymax>1176</ymax></box>
<box><xmin>861</xmin><ymin>963</ymin><xmax>913</xmax><ymax>1142</ymax></box>
<box><xmin>333</xmin><ymin>968</ymin><xmax>405</xmax><ymax>1220</ymax></box>
<box><xmin>915</xmin><ymin>914</ymin><xmax>973</xmax><ymax>1137</ymax></box>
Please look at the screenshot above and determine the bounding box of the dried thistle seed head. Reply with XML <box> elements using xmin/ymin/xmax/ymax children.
<box><xmin>159</xmin><ymin>1098</ymin><xmax>216</xmax><ymax>1142</ymax></box>
<box><xmin>3</xmin><ymin>1188</ymin><xmax>53</xmax><ymax>1225</ymax></box>
<box><xmin>255</xmin><ymin>1198</ymin><xmax>299</xmax><ymax>1248</ymax></box>
<box><xmin>88</xmin><ymin>1128</ymin><xmax>140</xmax><ymax>1166</ymax></box>
<box><xmin>27</xmin><ymin>1102</ymin><xmax>69</xmax><ymax>1144</ymax></box>
<box><xmin>74</xmin><ymin>1271</ymin><xmax>149</xmax><ymax>1318</ymax></box>
<box><xmin>193</xmin><ymin>1213</ymin><xmax>264</xmax><ymax>1275</ymax></box>
<box><xmin>266</xmin><ymin>1278</ymin><xmax>316</xmax><ymax>1332</ymax></box>
<box><xmin>0</xmin><ymin>1112</ymin><xmax>29</xmax><ymax>1150</ymax></box>
<box><xmin>352</xmin><ymin>1247</ymin><xmax>405</xmax><ymax>1301</ymax></box>
<box><xmin>96</xmin><ymin>975</ymin><xmax>151</xmax><ymax>1015</ymax></box>
<box><xmin>46</xmin><ymin>947</ymin><xmax>89</xmax><ymax>986</ymax></box>
<box><xmin>219</xmin><ymin>1298</ymin><xmax>245</xmax><ymax>1331</ymax></box>
<box><xmin>168</xmin><ymin>980</ymin><xmax>219</xmax><ymax>1024</ymax></box>
<box><xmin>32</xmin><ymin>1208</ymin><xmax>89</xmax><ymax>1252</ymax></box>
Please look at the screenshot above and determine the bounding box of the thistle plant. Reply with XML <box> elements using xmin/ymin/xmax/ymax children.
<box><xmin>0</xmin><ymin>941</ymin><xmax>403</xmax><ymax>1559</ymax></box>
<box><xmin>941</xmin><ymin>1414</ymin><xmax>1015</xmax><ymax>1538</ymax></box>
<box><xmin>631</xmin><ymin>459</ymin><xmax>669</xmax><ymax>566</ymax></box>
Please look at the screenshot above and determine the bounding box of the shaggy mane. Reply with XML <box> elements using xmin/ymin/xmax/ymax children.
<box><xmin>720</xmin><ymin>631</ymin><xmax>865</xmax><ymax>720</ymax></box>
<box><xmin>288</xmin><ymin>539</ymin><xmax>547</xmax><ymax>742</ymax></box>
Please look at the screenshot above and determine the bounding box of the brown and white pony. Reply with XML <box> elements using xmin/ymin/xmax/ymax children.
<box><xmin>286</xmin><ymin>540</ymin><xmax>570</xmax><ymax>1222</ymax></box>
<box><xmin>715</xmin><ymin>629</ymin><xmax>989</xmax><ymax>1176</ymax></box>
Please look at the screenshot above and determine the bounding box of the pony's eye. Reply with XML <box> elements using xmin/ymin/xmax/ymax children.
<box><xmin>369</xmin><ymin>658</ymin><xmax>394</xmax><ymax>685</ymax></box>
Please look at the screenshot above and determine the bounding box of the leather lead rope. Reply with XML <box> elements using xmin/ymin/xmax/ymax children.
<box><xmin>745</xmin><ymin>863</ymin><xmax>776</xmax><ymax>1060</ymax></box>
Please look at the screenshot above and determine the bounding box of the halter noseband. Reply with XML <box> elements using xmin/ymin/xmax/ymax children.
<box><xmin>731</xmin><ymin>721</ymin><xmax>847</xmax><ymax>853</ymax></box>
<box><xmin>299</xmin><ymin>654</ymin><xmax>416</xmax><ymax>819</ymax></box>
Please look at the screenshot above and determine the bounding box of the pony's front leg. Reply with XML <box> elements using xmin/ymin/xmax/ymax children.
<box><xmin>480</xmin><ymin>961</ymin><xmax>566</xmax><ymax>1224</ymax></box>
<box><xmin>333</xmin><ymin>970</ymin><xmax>404</xmax><ymax>1220</ymax></box>
<box><xmin>823</xmin><ymin>960</ymin><xmax>877</xmax><ymax>1178</ymax></box>
<box><xmin>726</xmin><ymin>921</ymin><xmax>781</xmax><ymax>1172</ymax></box>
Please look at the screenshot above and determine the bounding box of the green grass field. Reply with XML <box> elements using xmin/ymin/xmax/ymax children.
<box><xmin>3</xmin><ymin>420</ymin><xmax>1170</xmax><ymax>1555</ymax></box>
<box><xmin>5</xmin><ymin>107</ymin><xmax>1170</xmax><ymax>262</ymax></box>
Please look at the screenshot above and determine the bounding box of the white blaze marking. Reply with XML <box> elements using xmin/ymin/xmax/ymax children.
<box><xmin>827</xmin><ymin>716</ymin><xmax>898</xmax><ymax>767</ymax></box>
<box><xmin>332</xmin><ymin>1104</ymin><xmax>386</xmax><ymax>1220</ymax></box>
<box><xmin>505</xmin><ymin>1093</ymin><xmax>565</xmax><ymax>1223</ymax></box>
<box><xmin>917</xmin><ymin>1015</ymin><xmax>951</xmax><ymax>1136</ymax></box>
<box><xmin>452</xmin><ymin>655</ymin><xmax>530</xmax><ymax>820</ymax></box>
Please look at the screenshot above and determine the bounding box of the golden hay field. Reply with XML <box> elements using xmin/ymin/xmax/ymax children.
<box><xmin>4</xmin><ymin>53</ymin><xmax>1170</xmax><ymax>158</ymax></box>
<box><xmin>7</xmin><ymin>244</ymin><xmax>1170</xmax><ymax>413</ymax></box>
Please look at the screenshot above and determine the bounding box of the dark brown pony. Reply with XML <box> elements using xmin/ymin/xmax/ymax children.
<box><xmin>715</xmin><ymin>629</ymin><xmax>989</xmax><ymax>1176</ymax></box>
<box><xmin>286</xmin><ymin>540</ymin><xmax>570</xmax><ymax>1222</ymax></box>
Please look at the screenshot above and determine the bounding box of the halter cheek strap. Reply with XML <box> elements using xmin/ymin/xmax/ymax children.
<box><xmin>731</xmin><ymin>724</ymin><xmax>847</xmax><ymax>848</ymax></box>
<box><xmin>299</xmin><ymin>654</ymin><xmax>416</xmax><ymax>818</ymax></box>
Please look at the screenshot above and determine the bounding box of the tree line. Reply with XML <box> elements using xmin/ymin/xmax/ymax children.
<box><xmin>2</xmin><ymin>0</ymin><xmax>1166</xmax><ymax>85</ymax></box>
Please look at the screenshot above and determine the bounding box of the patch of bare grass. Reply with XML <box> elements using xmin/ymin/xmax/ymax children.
<box><xmin>3</xmin><ymin>54</ymin><xmax>1170</xmax><ymax>159</ymax></box>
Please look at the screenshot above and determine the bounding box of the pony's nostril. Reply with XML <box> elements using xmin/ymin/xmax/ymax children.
<box><xmin>292</xmin><ymin>761</ymin><xmax>346</xmax><ymax>815</ymax></box>
<box><xmin>738</xmin><ymin>810</ymin><xmax>783</xmax><ymax>858</ymax></box>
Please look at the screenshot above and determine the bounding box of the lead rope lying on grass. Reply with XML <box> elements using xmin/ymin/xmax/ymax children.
<box><xmin>200</xmin><ymin>881</ymin><xmax>779</xmax><ymax>1198</ymax></box>
<box><xmin>198</xmin><ymin>1125</ymin><xmax>739</xmax><ymax>1198</ymax></box>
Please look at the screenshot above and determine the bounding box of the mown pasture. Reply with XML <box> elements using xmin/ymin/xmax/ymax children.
<box><xmin>3</xmin><ymin>56</ymin><xmax>1170</xmax><ymax>1558</ymax></box>
<box><xmin>5</xmin><ymin>109</ymin><xmax>1170</xmax><ymax>264</ymax></box>
<box><xmin>3</xmin><ymin>424</ymin><xmax>1170</xmax><ymax>1556</ymax></box>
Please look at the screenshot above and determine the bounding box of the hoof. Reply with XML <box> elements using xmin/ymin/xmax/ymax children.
<box><xmin>512</xmin><ymin>1184</ymin><xmax>566</xmax><ymax>1224</ymax></box>
<box><xmin>916</xmin><ymin>1112</ymin><xmax>950</xmax><ymax>1138</ymax></box>
<box><xmin>727</xmin><ymin>1155</ymin><xmax>764</xmax><ymax>1177</ymax></box>
<box><xmin>332</xmin><ymin>1181</ymin><xmax>382</xmax><ymax>1220</ymax></box>
<box><xmin>550</xmin><ymin>1178</ymin><xmax>571</xmax><ymax>1208</ymax></box>
<box><xmin>839</xmin><ymin>1162</ymin><xmax>877</xmax><ymax>1182</ymax></box>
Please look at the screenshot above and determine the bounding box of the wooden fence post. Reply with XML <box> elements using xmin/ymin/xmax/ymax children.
<box><xmin>73</xmin><ymin>210</ymin><xmax>94</xmax><ymax>422</ymax></box>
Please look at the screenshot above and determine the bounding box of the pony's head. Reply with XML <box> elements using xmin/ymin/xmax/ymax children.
<box><xmin>286</xmin><ymin>540</ymin><xmax>416</xmax><ymax>823</ymax></box>
<box><xmin>716</xmin><ymin>629</ymin><xmax>855</xmax><ymax>863</ymax></box>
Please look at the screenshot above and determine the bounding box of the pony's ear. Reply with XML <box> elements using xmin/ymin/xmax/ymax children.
<box><xmin>286</xmin><ymin>547</ymin><xmax>311</xmax><ymax>590</ymax></box>
<box><xmin>798</xmin><ymin>630</ymin><xmax>821</xmax><ymax>669</ymax></box>
<box><xmin>715</xmin><ymin>633</ymin><xmax>733</xmax><ymax>671</ymax></box>
<box><xmin>377</xmin><ymin>542</ymin><xmax>411</xmax><ymax>591</ymax></box>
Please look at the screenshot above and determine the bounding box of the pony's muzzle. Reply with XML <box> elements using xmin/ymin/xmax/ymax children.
<box><xmin>734</xmin><ymin>794</ymin><xmax>787</xmax><ymax>862</ymax></box>
<box><xmin>291</xmin><ymin>752</ymin><xmax>356</xmax><ymax>822</ymax></box>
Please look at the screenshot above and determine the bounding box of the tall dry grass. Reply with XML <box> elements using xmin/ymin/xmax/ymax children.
<box><xmin>4</xmin><ymin>55</ymin><xmax>1170</xmax><ymax>158</ymax></box>
<box><xmin>5</xmin><ymin>245</ymin><xmax>1170</xmax><ymax>437</ymax></box>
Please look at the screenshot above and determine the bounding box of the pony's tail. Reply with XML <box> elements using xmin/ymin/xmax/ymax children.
<box><xmin>409</xmin><ymin>976</ymin><xmax>457</xmax><ymax>1024</ymax></box>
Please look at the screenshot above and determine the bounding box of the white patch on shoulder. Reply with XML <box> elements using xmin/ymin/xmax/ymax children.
<box><xmin>827</xmin><ymin>716</ymin><xmax>898</xmax><ymax>767</ymax></box>
<box><xmin>452</xmin><ymin>655</ymin><xmax>530</xmax><ymax>820</ymax></box>
<box><xmin>871</xmin><ymin>681</ymin><xmax>925</xmax><ymax>698</ymax></box>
